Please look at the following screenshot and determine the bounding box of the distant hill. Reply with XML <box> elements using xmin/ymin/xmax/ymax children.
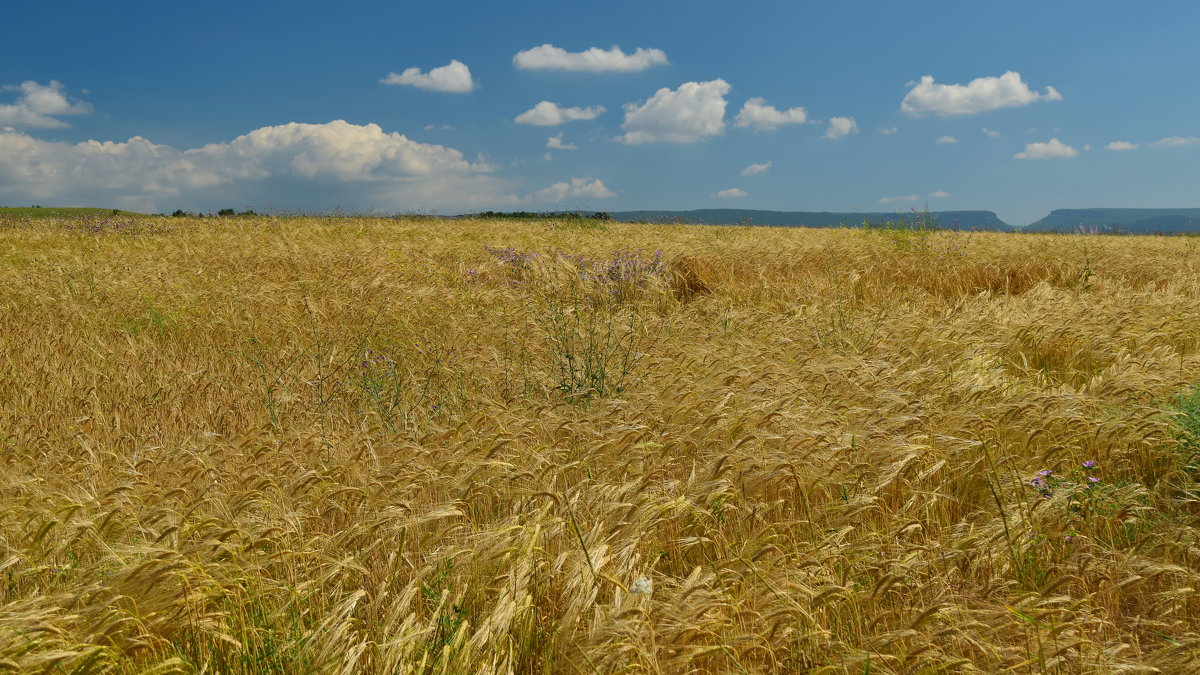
<box><xmin>12</xmin><ymin>205</ymin><xmax>1200</xmax><ymax>234</ymax></box>
<box><xmin>1026</xmin><ymin>208</ymin><xmax>1200</xmax><ymax>234</ymax></box>
<box><xmin>602</xmin><ymin>209</ymin><xmax>1013</xmax><ymax>231</ymax></box>
<box><xmin>0</xmin><ymin>206</ymin><xmax>143</xmax><ymax>218</ymax></box>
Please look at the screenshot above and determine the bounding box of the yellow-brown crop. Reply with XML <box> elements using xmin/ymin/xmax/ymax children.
<box><xmin>2</xmin><ymin>214</ymin><xmax>1200</xmax><ymax>673</ymax></box>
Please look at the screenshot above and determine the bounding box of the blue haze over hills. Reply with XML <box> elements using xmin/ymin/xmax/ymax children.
<box><xmin>600</xmin><ymin>209</ymin><xmax>1010</xmax><ymax>231</ymax></box>
<box><xmin>570</xmin><ymin>208</ymin><xmax>1200</xmax><ymax>233</ymax></box>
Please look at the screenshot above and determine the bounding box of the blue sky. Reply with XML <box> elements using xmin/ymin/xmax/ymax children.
<box><xmin>2</xmin><ymin>0</ymin><xmax>1198</xmax><ymax>225</ymax></box>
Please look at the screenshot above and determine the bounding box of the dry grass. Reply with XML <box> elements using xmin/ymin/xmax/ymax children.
<box><xmin>2</xmin><ymin>214</ymin><xmax>1200</xmax><ymax>673</ymax></box>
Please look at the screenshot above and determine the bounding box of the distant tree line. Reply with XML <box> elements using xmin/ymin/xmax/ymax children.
<box><xmin>171</xmin><ymin>208</ymin><xmax>258</xmax><ymax>217</ymax></box>
<box><xmin>472</xmin><ymin>210</ymin><xmax>611</xmax><ymax>221</ymax></box>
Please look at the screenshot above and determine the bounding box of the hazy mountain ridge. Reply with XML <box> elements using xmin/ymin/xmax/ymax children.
<box><xmin>602</xmin><ymin>209</ymin><xmax>1013</xmax><ymax>231</ymax></box>
<box><xmin>1026</xmin><ymin>208</ymin><xmax>1200</xmax><ymax>234</ymax></box>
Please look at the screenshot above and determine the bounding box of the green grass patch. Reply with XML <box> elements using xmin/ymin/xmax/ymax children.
<box><xmin>1172</xmin><ymin>383</ymin><xmax>1200</xmax><ymax>453</ymax></box>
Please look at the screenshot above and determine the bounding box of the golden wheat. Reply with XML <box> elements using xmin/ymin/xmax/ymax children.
<box><xmin>0</xmin><ymin>214</ymin><xmax>1198</xmax><ymax>673</ymax></box>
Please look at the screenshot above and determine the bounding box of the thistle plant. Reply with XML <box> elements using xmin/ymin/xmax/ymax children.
<box><xmin>351</xmin><ymin>343</ymin><xmax>461</xmax><ymax>428</ymax></box>
<box><xmin>558</xmin><ymin>248</ymin><xmax>665</xmax><ymax>305</ymax></box>
<box><xmin>1028</xmin><ymin>460</ymin><xmax>1104</xmax><ymax>510</ymax></box>
<box><xmin>486</xmin><ymin>245</ymin><xmax>665</xmax><ymax>401</ymax></box>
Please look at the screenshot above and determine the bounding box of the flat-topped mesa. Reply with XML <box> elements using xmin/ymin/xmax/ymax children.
<box><xmin>1026</xmin><ymin>208</ymin><xmax>1200</xmax><ymax>234</ymax></box>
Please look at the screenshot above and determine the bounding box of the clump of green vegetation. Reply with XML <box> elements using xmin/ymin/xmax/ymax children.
<box><xmin>474</xmin><ymin>209</ymin><xmax>611</xmax><ymax>221</ymax></box>
<box><xmin>1172</xmin><ymin>383</ymin><xmax>1200</xmax><ymax>452</ymax></box>
<box><xmin>1169</xmin><ymin>383</ymin><xmax>1200</xmax><ymax>493</ymax></box>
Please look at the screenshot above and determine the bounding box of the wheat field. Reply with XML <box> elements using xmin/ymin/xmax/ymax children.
<box><xmin>2</xmin><ymin>214</ymin><xmax>1200</xmax><ymax>673</ymax></box>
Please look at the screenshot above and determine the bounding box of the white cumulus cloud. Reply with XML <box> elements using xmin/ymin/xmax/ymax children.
<box><xmin>380</xmin><ymin>60</ymin><xmax>476</xmax><ymax>93</ymax></box>
<box><xmin>713</xmin><ymin>187</ymin><xmax>747</xmax><ymax>198</ymax></box>
<box><xmin>879</xmin><ymin>127</ymin><xmax>898</xmax><ymax>135</ymax></box>
<box><xmin>546</xmin><ymin>133</ymin><xmax>577</xmax><ymax>150</ymax></box>
<box><xmin>879</xmin><ymin>195</ymin><xmax>918</xmax><ymax>204</ymax></box>
<box><xmin>982</xmin><ymin>127</ymin><xmax>1001</xmax><ymax>138</ymax></box>
<box><xmin>733</xmin><ymin>97</ymin><xmax>808</xmax><ymax>131</ymax></box>
<box><xmin>740</xmin><ymin>161</ymin><xmax>771</xmax><ymax>176</ymax></box>
<box><xmin>0</xmin><ymin>120</ymin><xmax>520</xmax><ymax>213</ymax></box>
<box><xmin>1152</xmin><ymin>136</ymin><xmax>1200</xmax><ymax>147</ymax></box>
<box><xmin>528</xmin><ymin>177</ymin><xmax>615</xmax><ymax>202</ymax></box>
<box><xmin>0</xmin><ymin>80</ymin><xmax>93</xmax><ymax>128</ymax></box>
<box><xmin>901</xmin><ymin>71</ymin><xmax>1062</xmax><ymax>116</ymax></box>
<box><xmin>513</xmin><ymin>44</ymin><xmax>668</xmax><ymax>72</ymax></box>
<box><xmin>619</xmin><ymin>79</ymin><xmax>730</xmax><ymax>145</ymax></box>
<box><xmin>1014</xmin><ymin>138</ymin><xmax>1078</xmax><ymax>159</ymax></box>
<box><xmin>929</xmin><ymin>190</ymin><xmax>950</xmax><ymax>198</ymax></box>
<box><xmin>515</xmin><ymin>101</ymin><xmax>605</xmax><ymax>126</ymax></box>
<box><xmin>936</xmin><ymin>135</ymin><xmax>958</xmax><ymax>144</ymax></box>
<box><xmin>824</xmin><ymin>116</ymin><xmax>858</xmax><ymax>140</ymax></box>
<box><xmin>1105</xmin><ymin>141</ymin><xmax>1139</xmax><ymax>151</ymax></box>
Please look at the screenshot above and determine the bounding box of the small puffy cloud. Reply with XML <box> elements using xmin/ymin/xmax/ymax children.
<box><xmin>1014</xmin><ymin>138</ymin><xmax>1078</xmax><ymax>159</ymax></box>
<box><xmin>824</xmin><ymin>116</ymin><xmax>858</xmax><ymax>140</ymax></box>
<box><xmin>8</xmin><ymin>80</ymin><xmax>92</xmax><ymax>115</ymax></box>
<box><xmin>733</xmin><ymin>97</ymin><xmax>808</xmax><ymax>131</ymax></box>
<box><xmin>0</xmin><ymin>120</ymin><xmax>522</xmax><ymax>212</ymax></box>
<box><xmin>515</xmin><ymin>101</ymin><xmax>605</xmax><ymax>126</ymax></box>
<box><xmin>740</xmin><ymin>161</ymin><xmax>771</xmax><ymax>176</ymax></box>
<box><xmin>0</xmin><ymin>80</ymin><xmax>92</xmax><ymax>128</ymax></box>
<box><xmin>1083</xmin><ymin>144</ymin><xmax>1093</xmax><ymax>151</ymax></box>
<box><xmin>982</xmin><ymin>127</ymin><xmax>1001</xmax><ymax>137</ymax></box>
<box><xmin>513</xmin><ymin>44</ymin><xmax>668</xmax><ymax>72</ymax></box>
<box><xmin>929</xmin><ymin>190</ymin><xmax>950</xmax><ymax>198</ymax></box>
<box><xmin>423</xmin><ymin>123</ymin><xmax>454</xmax><ymax>131</ymax></box>
<box><xmin>619</xmin><ymin>79</ymin><xmax>730</xmax><ymax>145</ymax></box>
<box><xmin>901</xmin><ymin>71</ymin><xmax>1062</xmax><ymax>116</ymax></box>
<box><xmin>712</xmin><ymin>187</ymin><xmax>747</xmax><ymax>198</ymax></box>
<box><xmin>936</xmin><ymin>135</ymin><xmax>958</xmax><ymax>144</ymax></box>
<box><xmin>528</xmin><ymin>177</ymin><xmax>615</xmax><ymax>202</ymax></box>
<box><xmin>380</xmin><ymin>60</ymin><xmax>475</xmax><ymax>93</ymax></box>
<box><xmin>1152</xmin><ymin>136</ymin><xmax>1200</xmax><ymax>147</ymax></box>
<box><xmin>546</xmin><ymin>133</ymin><xmax>577</xmax><ymax>150</ymax></box>
<box><xmin>879</xmin><ymin>127</ymin><xmax>898</xmax><ymax>135</ymax></box>
<box><xmin>879</xmin><ymin>195</ymin><xmax>918</xmax><ymax>204</ymax></box>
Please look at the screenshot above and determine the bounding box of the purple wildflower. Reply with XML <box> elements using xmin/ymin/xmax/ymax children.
<box><xmin>484</xmin><ymin>245</ymin><xmax>539</xmax><ymax>267</ymax></box>
<box><xmin>1082</xmin><ymin>460</ymin><xmax>1097</xmax><ymax>469</ymax></box>
<box><xmin>1087</xmin><ymin>476</ymin><xmax>1099</xmax><ymax>484</ymax></box>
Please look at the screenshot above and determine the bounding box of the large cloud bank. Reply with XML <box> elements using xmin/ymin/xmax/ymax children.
<box><xmin>0</xmin><ymin>120</ymin><xmax>525</xmax><ymax>212</ymax></box>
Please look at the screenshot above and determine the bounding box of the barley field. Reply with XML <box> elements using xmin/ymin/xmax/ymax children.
<box><xmin>2</xmin><ymin>214</ymin><xmax>1200</xmax><ymax>673</ymax></box>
